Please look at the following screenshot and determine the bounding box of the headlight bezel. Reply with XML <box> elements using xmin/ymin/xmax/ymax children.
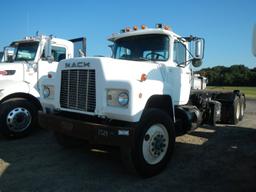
<box><xmin>42</xmin><ymin>85</ymin><xmax>55</xmax><ymax>99</ymax></box>
<box><xmin>107</xmin><ymin>89</ymin><xmax>129</xmax><ymax>108</ymax></box>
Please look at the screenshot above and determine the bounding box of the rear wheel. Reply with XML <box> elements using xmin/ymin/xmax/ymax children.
<box><xmin>0</xmin><ymin>98</ymin><xmax>37</xmax><ymax>138</ymax></box>
<box><xmin>122</xmin><ymin>109</ymin><xmax>175</xmax><ymax>177</ymax></box>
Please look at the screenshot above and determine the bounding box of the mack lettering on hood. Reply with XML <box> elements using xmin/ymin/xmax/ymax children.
<box><xmin>65</xmin><ymin>62</ymin><xmax>90</xmax><ymax>68</ymax></box>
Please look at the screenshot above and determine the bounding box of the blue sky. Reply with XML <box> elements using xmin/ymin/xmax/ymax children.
<box><xmin>0</xmin><ymin>0</ymin><xmax>255</xmax><ymax>69</ymax></box>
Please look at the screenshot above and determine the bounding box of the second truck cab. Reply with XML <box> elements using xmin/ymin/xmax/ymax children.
<box><xmin>0</xmin><ymin>35</ymin><xmax>85</xmax><ymax>138</ymax></box>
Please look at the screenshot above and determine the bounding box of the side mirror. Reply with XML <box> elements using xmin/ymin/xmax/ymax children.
<box><xmin>3</xmin><ymin>46</ymin><xmax>15</xmax><ymax>62</ymax></box>
<box><xmin>45</xmin><ymin>37</ymin><xmax>54</xmax><ymax>63</ymax></box>
<box><xmin>190</xmin><ymin>37</ymin><xmax>204</xmax><ymax>67</ymax></box>
<box><xmin>253</xmin><ymin>24</ymin><xmax>256</xmax><ymax>57</ymax></box>
<box><xmin>194</xmin><ymin>38</ymin><xmax>204</xmax><ymax>59</ymax></box>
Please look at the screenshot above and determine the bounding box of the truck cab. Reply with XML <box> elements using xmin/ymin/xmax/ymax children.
<box><xmin>40</xmin><ymin>25</ymin><xmax>203</xmax><ymax>121</ymax></box>
<box><xmin>0</xmin><ymin>35</ymin><xmax>85</xmax><ymax>138</ymax></box>
<box><xmin>38</xmin><ymin>24</ymin><xmax>244</xmax><ymax>177</ymax></box>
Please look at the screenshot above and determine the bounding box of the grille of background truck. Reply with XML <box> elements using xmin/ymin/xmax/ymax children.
<box><xmin>60</xmin><ymin>69</ymin><xmax>96</xmax><ymax>113</ymax></box>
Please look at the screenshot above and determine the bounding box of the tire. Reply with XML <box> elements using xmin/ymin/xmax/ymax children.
<box><xmin>239</xmin><ymin>96</ymin><xmax>245</xmax><ymax>121</ymax></box>
<box><xmin>122</xmin><ymin>109</ymin><xmax>175</xmax><ymax>177</ymax></box>
<box><xmin>231</xmin><ymin>97</ymin><xmax>240</xmax><ymax>125</ymax></box>
<box><xmin>0</xmin><ymin>98</ymin><xmax>38</xmax><ymax>138</ymax></box>
<box><xmin>54</xmin><ymin>132</ymin><xmax>84</xmax><ymax>148</ymax></box>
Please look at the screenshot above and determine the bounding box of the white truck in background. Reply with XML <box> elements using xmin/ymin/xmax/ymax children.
<box><xmin>0</xmin><ymin>35</ymin><xmax>86</xmax><ymax>138</ymax></box>
<box><xmin>191</xmin><ymin>74</ymin><xmax>207</xmax><ymax>90</ymax></box>
<box><xmin>38</xmin><ymin>24</ymin><xmax>246</xmax><ymax>177</ymax></box>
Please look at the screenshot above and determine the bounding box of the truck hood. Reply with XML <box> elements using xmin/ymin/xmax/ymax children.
<box><xmin>0</xmin><ymin>62</ymin><xmax>24</xmax><ymax>81</ymax></box>
<box><xmin>59</xmin><ymin>57</ymin><xmax>163</xmax><ymax>83</ymax></box>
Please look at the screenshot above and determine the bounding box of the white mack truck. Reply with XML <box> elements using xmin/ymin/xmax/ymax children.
<box><xmin>38</xmin><ymin>24</ymin><xmax>246</xmax><ymax>177</ymax></box>
<box><xmin>0</xmin><ymin>35</ymin><xmax>86</xmax><ymax>138</ymax></box>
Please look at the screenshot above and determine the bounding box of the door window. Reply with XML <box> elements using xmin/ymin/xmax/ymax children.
<box><xmin>173</xmin><ymin>41</ymin><xmax>186</xmax><ymax>64</ymax></box>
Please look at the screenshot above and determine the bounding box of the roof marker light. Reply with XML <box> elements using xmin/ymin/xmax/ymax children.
<box><xmin>164</xmin><ymin>25</ymin><xmax>171</xmax><ymax>30</ymax></box>
<box><xmin>133</xmin><ymin>26</ymin><xmax>138</xmax><ymax>31</ymax></box>
<box><xmin>141</xmin><ymin>25</ymin><xmax>147</xmax><ymax>29</ymax></box>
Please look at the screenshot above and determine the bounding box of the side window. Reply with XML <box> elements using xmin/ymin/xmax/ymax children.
<box><xmin>51</xmin><ymin>46</ymin><xmax>66</xmax><ymax>62</ymax></box>
<box><xmin>173</xmin><ymin>41</ymin><xmax>186</xmax><ymax>64</ymax></box>
<box><xmin>116</xmin><ymin>46</ymin><xmax>131</xmax><ymax>59</ymax></box>
<box><xmin>41</xmin><ymin>46</ymin><xmax>66</xmax><ymax>62</ymax></box>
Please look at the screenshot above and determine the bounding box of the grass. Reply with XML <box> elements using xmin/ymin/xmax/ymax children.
<box><xmin>207</xmin><ymin>86</ymin><xmax>256</xmax><ymax>99</ymax></box>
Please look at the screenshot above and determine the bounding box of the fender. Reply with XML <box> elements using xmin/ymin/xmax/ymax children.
<box><xmin>142</xmin><ymin>95</ymin><xmax>174</xmax><ymax>122</ymax></box>
<box><xmin>0</xmin><ymin>80</ymin><xmax>39</xmax><ymax>101</ymax></box>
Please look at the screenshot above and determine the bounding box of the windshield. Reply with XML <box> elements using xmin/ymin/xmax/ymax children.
<box><xmin>113</xmin><ymin>34</ymin><xmax>169</xmax><ymax>61</ymax></box>
<box><xmin>14</xmin><ymin>42</ymin><xmax>39</xmax><ymax>61</ymax></box>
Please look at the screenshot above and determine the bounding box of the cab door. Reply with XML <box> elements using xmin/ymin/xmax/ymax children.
<box><xmin>173</xmin><ymin>41</ymin><xmax>191</xmax><ymax>104</ymax></box>
<box><xmin>165</xmin><ymin>40</ymin><xmax>191</xmax><ymax>105</ymax></box>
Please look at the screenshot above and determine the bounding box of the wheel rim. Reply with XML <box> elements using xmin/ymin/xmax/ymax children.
<box><xmin>6</xmin><ymin>107</ymin><xmax>32</xmax><ymax>132</ymax></box>
<box><xmin>142</xmin><ymin>124</ymin><xmax>169</xmax><ymax>165</ymax></box>
<box><xmin>236</xmin><ymin>102</ymin><xmax>240</xmax><ymax>120</ymax></box>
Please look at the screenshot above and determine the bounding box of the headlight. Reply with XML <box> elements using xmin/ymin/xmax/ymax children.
<box><xmin>107</xmin><ymin>89</ymin><xmax>129</xmax><ymax>107</ymax></box>
<box><xmin>43</xmin><ymin>87</ymin><xmax>50</xmax><ymax>98</ymax></box>
<box><xmin>118</xmin><ymin>92</ymin><xmax>129</xmax><ymax>106</ymax></box>
<box><xmin>42</xmin><ymin>85</ymin><xmax>54</xmax><ymax>99</ymax></box>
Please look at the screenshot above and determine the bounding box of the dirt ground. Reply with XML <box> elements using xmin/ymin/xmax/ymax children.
<box><xmin>0</xmin><ymin>100</ymin><xmax>256</xmax><ymax>192</ymax></box>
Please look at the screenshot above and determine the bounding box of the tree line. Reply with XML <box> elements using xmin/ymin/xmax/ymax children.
<box><xmin>196</xmin><ymin>65</ymin><xmax>256</xmax><ymax>86</ymax></box>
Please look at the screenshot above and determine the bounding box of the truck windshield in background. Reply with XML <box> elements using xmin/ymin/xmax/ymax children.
<box><xmin>113</xmin><ymin>34</ymin><xmax>169</xmax><ymax>61</ymax></box>
<box><xmin>14</xmin><ymin>42</ymin><xmax>39</xmax><ymax>61</ymax></box>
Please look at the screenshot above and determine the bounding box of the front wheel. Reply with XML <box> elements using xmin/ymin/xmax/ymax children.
<box><xmin>0</xmin><ymin>98</ymin><xmax>37</xmax><ymax>138</ymax></box>
<box><xmin>122</xmin><ymin>109</ymin><xmax>175</xmax><ymax>177</ymax></box>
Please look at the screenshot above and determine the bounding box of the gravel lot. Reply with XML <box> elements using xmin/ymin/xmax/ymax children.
<box><xmin>0</xmin><ymin>99</ymin><xmax>256</xmax><ymax>192</ymax></box>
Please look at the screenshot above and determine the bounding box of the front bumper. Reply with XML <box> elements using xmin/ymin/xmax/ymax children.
<box><xmin>38</xmin><ymin>111</ymin><xmax>135</xmax><ymax>147</ymax></box>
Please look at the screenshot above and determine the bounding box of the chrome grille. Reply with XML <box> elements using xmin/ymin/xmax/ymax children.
<box><xmin>60</xmin><ymin>69</ymin><xmax>96</xmax><ymax>112</ymax></box>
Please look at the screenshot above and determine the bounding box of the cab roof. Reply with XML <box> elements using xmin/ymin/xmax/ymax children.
<box><xmin>10</xmin><ymin>35</ymin><xmax>72</xmax><ymax>47</ymax></box>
